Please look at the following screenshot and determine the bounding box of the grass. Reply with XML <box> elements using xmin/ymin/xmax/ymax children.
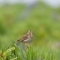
<box><xmin>0</xmin><ymin>2</ymin><xmax>60</xmax><ymax>60</ymax></box>
<box><xmin>0</xmin><ymin>44</ymin><xmax>60</xmax><ymax>60</ymax></box>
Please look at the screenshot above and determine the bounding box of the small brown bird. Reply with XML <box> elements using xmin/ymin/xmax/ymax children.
<box><xmin>16</xmin><ymin>31</ymin><xmax>33</xmax><ymax>48</ymax></box>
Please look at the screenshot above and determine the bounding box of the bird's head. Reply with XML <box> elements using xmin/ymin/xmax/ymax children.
<box><xmin>27</xmin><ymin>31</ymin><xmax>32</xmax><ymax>34</ymax></box>
<box><xmin>27</xmin><ymin>31</ymin><xmax>33</xmax><ymax>37</ymax></box>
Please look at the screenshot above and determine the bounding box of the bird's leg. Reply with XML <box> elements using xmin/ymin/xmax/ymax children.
<box><xmin>24</xmin><ymin>43</ymin><xmax>30</xmax><ymax>49</ymax></box>
<box><xmin>27</xmin><ymin>43</ymin><xmax>30</xmax><ymax>48</ymax></box>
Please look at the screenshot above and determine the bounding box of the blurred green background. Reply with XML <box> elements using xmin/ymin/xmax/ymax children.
<box><xmin>0</xmin><ymin>2</ymin><xmax>60</xmax><ymax>50</ymax></box>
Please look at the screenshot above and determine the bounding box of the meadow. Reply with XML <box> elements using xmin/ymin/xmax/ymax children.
<box><xmin>0</xmin><ymin>2</ymin><xmax>60</xmax><ymax>60</ymax></box>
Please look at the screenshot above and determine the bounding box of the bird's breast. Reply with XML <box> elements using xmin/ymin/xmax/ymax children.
<box><xmin>24</xmin><ymin>38</ymin><xmax>32</xmax><ymax>43</ymax></box>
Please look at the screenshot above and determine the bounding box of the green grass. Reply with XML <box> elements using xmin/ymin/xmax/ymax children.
<box><xmin>0</xmin><ymin>2</ymin><xmax>60</xmax><ymax>60</ymax></box>
<box><xmin>0</xmin><ymin>44</ymin><xmax>60</xmax><ymax>60</ymax></box>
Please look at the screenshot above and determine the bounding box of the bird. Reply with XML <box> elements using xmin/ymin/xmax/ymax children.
<box><xmin>16</xmin><ymin>31</ymin><xmax>33</xmax><ymax>48</ymax></box>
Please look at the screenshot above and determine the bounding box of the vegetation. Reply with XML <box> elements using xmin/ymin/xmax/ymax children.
<box><xmin>0</xmin><ymin>2</ymin><xmax>60</xmax><ymax>60</ymax></box>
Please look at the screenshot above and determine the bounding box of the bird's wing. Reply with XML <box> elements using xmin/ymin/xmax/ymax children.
<box><xmin>19</xmin><ymin>34</ymin><xmax>28</xmax><ymax>42</ymax></box>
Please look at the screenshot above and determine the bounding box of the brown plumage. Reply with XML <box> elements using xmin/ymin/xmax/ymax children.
<box><xmin>16</xmin><ymin>31</ymin><xmax>33</xmax><ymax>46</ymax></box>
